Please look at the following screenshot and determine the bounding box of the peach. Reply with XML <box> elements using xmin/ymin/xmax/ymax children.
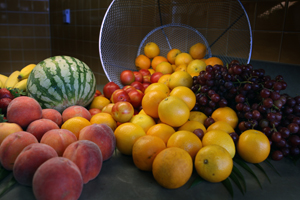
<box><xmin>42</xmin><ymin>108</ymin><xmax>63</xmax><ymax>127</ymax></box>
<box><xmin>6</xmin><ymin>96</ymin><xmax>42</xmax><ymax>129</ymax></box>
<box><xmin>13</xmin><ymin>143</ymin><xmax>58</xmax><ymax>186</ymax></box>
<box><xmin>40</xmin><ymin>129</ymin><xmax>77</xmax><ymax>156</ymax></box>
<box><xmin>0</xmin><ymin>131</ymin><xmax>38</xmax><ymax>170</ymax></box>
<box><xmin>26</xmin><ymin>119</ymin><xmax>60</xmax><ymax>141</ymax></box>
<box><xmin>79</xmin><ymin>124</ymin><xmax>116</xmax><ymax>161</ymax></box>
<box><xmin>62</xmin><ymin>105</ymin><xmax>91</xmax><ymax>122</ymax></box>
<box><xmin>32</xmin><ymin>157</ymin><xmax>83</xmax><ymax>200</ymax></box>
<box><xmin>63</xmin><ymin>140</ymin><xmax>103</xmax><ymax>184</ymax></box>
<box><xmin>0</xmin><ymin>122</ymin><xmax>23</xmax><ymax>145</ymax></box>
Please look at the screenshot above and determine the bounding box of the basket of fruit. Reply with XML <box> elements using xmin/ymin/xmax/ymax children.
<box><xmin>99</xmin><ymin>0</ymin><xmax>252</xmax><ymax>87</ymax></box>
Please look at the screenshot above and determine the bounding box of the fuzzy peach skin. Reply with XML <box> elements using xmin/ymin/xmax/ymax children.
<box><xmin>40</xmin><ymin>129</ymin><xmax>77</xmax><ymax>156</ymax></box>
<box><xmin>42</xmin><ymin>109</ymin><xmax>63</xmax><ymax>127</ymax></box>
<box><xmin>0</xmin><ymin>131</ymin><xmax>38</xmax><ymax>170</ymax></box>
<box><xmin>63</xmin><ymin>140</ymin><xmax>103</xmax><ymax>184</ymax></box>
<box><xmin>13</xmin><ymin>143</ymin><xmax>58</xmax><ymax>186</ymax></box>
<box><xmin>32</xmin><ymin>157</ymin><xmax>83</xmax><ymax>200</ymax></box>
<box><xmin>79</xmin><ymin>124</ymin><xmax>116</xmax><ymax>161</ymax></box>
<box><xmin>26</xmin><ymin>119</ymin><xmax>60</xmax><ymax>141</ymax></box>
<box><xmin>0</xmin><ymin>122</ymin><xmax>23</xmax><ymax>145</ymax></box>
<box><xmin>62</xmin><ymin>105</ymin><xmax>92</xmax><ymax>122</ymax></box>
<box><xmin>6</xmin><ymin>96</ymin><xmax>42</xmax><ymax>129</ymax></box>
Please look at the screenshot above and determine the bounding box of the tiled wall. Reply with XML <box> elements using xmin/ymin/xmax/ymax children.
<box><xmin>0</xmin><ymin>0</ymin><xmax>51</xmax><ymax>76</ymax></box>
<box><xmin>1</xmin><ymin>0</ymin><xmax>300</xmax><ymax>84</ymax></box>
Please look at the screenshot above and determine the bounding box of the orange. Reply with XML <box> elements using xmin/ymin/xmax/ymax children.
<box><xmin>207</xmin><ymin>121</ymin><xmax>235</xmax><ymax>134</ymax></box>
<box><xmin>114</xmin><ymin>122</ymin><xmax>146</xmax><ymax>155</ymax></box>
<box><xmin>202</xmin><ymin>130</ymin><xmax>236</xmax><ymax>158</ymax></box>
<box><xmin>132</xmin><ymin>135</ymin><xmax>166</xmax><ymax>171</ymax></box>
<box><xmin>237</xmin><ymin>129</ymin><xmax>271</xmax><ymax>163</ymax></box>
<box><xmin>146</xmin><ymin>123</ymin><xmax>176</xmax><ymax>145</ymax></box>
<box><xmin>61</xmin><ymin>117</ymin><xmax>92</xmax><ymax>139</ymax></box>
<box><xmin>175</xmin><ymin>64</ymin><xmax>187</xmax><ymax>72</ymax></box>
<box><xmin>171</xmin><ymin>64</ymin><xmax>176</xmax><ymax>71</ymax></box>
<box><xmin>167</xmin><ymin>130</ymin><xmax>202</xmax><ymax>160</ymax></box>
<box><xmin>189</xmin><ymin>42</ymin><xmax>207</xmax><ymax>59</ymax></box>
<box><xmin>130</xmin><ymin>113</ymin><xmax>156</xmax><ymax>132</ymax></box>
<box><xmin>168</xmin><ymin>71</ymin><xmax>193</xmax><ymax>90</ymax></box>
<box><xmin>211</xmin><ymin>107</ymin><xmax>238</xmax><ymax>129</ymax></box>
<box><xmin>155</xmin><ymin>61</ymin><xmax>173</xmax><ymax>74</ymax></box>
<box><xmin>151</xmin><ymin>56</ymin><xmax>168</xmax><ymax>70</ymax></box>
<box><xmin>90</xmin><ymin>112</ymin><xmax>117</xmax><ymax>131</ymax></box>
<box><xmin>144</xmin><ymin>82</ymin><xmax>170</xmax><ymax>96</ymax></box>
<box><xmin>187</xmin><ymin>59</ymin><xmax>206</xmax><ymax>75</ymax></box>
<box><xmin>194</xmin><ymin>145</ymin><xmax>233</xmax><ymax>183</ymax></box>
<box><xmin>167</xmin><ymin>49</ymin><xmax>181</xmax><ymax>64</ymax></box>
<box><xmin>174</xmin><ymin>52</ymin><xmax>193</xmax><ymax>66</ymax></box>
<box><xmin>189</xmin><ymin>111</ymin><xmax>207</xmax><ymax>124</ymax></box>
<box><xmin>157</xmin><ymin>74</ymin><xmax>171</xmax><ymax>88</ymax></box>
<box><xmin>178</xmin><ymin>120</ymin><xmax>207</xmax><ymax>134</ymax></box>
<box><xmin>142</xmin><ymin>90</ymin><xmax>168</xmax><ymax>118</ymax></box>
<box><xmin>135</xmin><ymin>54</ymin><xmax>151</xmax><ymax>70</ymax></box>
<box><xmin>205</xmin><ymin>56</ymin><xmax>224</xmax><ymax>66</ymax></box>
<box><xmin>144</xmin><ymin>42</ymin><xmax>160</xmax><ymax>59</ymax></box>
<box><xmin>89</xmin><ymin>96</ymin><xmax>110</xmax><ymax>110</ymax></box>
<box><xmin>158</xmin><ymin>96</ymin><xmax>190</xmax><ymax>127</ymax></box>
<box><xmin>169</xmin><ymin>86</ymin><xmax>196</xmax><ymax>110</ymax></box>
<box><xmin>152</xmin><ymin>147</ymin><xmax>193</xmax><ymax>189</ymax></box>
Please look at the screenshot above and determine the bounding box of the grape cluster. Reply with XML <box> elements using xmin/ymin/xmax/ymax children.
<box><xmin>191</xmin><ymin>60</ymin><xmax>300</xmax><ymax>161</ymax></box>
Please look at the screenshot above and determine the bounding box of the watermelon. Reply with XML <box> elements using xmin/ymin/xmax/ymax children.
<box><xmin>27</xmin><ymin>56</ymin><xmax>96</xmax><ymax>113</ymax></box>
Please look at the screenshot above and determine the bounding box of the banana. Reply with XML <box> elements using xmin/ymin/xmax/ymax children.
<box><xmin>0</xmin><ymin>80</ymin><xmax>4</xmax><ymax>89</ymax></box>
<box><xmin>0</xmin><ymin>74</ymin><xmax>8</xmax><ymax>85</ymax></box>
<box><xmin>5</xmin><ymin>71</ymin><xmax>20</xmax><ymax>89</ymax></box>
<box><xmin>13</xmin><ymin>78</ymin><xmax>28</xmax><ymax>91</ymax></box>
<box><xmin>18</xmin><ymin>64</ymin><xmax>36</xmax><ymax>80</ymax></box>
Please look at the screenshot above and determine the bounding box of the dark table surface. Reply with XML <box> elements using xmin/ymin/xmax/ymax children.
<box><xmin>1</xmin><ymin>60</ymin><xmax>300</xmax><ymax>200</ymax></box>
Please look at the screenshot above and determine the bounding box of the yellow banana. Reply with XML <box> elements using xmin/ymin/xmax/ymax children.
<box><xmin>13</xmin><ymin>78</ymin><xmax>28</xmax><ymax>91</ymax></box>
<box><xmin>5</xmin><ymin>71</ymin><xmax>20</xmax><ymax>89</ymax></box>
<box><xmin>18</xmin><ymin>64</ymin><xmax>36</xmax><ymax>80</ymax></box>
<box><xmin>0</xmin><ymin>74</ymin><xmax>8</xmax><ymax>85</ymax></box>
<box><xmin>0</xmin><ymin>80</ymin><xmax>4</xmax><ymax>89</ymax></box>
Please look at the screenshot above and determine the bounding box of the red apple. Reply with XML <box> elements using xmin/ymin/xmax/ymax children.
<box><xmin>0</xmin><ymin>98</ymin><xmax>12</xmax><ymax>113</ymax></box>
<box><xmin>94</xmin><ymin>89</ymin><xmax>102</xmax><ymax>97</ymax></box>
<box><xmin>133</xmin><ymin>71</ymin><xmax>143</xmax><ymax>83</ymax></box>
<box><xmin>89</xmin><ymin>108</ymin><xmax>102</xmax><ymax>116</ymax></box>
<box><xmin>111</xmin><ymin>102</ymin><xmax>134</xmax><ymax>123</ymax></box>
<box><xmin>123</xmin><ymin>85</ymin><xmax>136</xmax><ymax>94</ymax></box>
<box><xmin>0</xmin><ymin>88</ymin><xmax>14</xmax><ymax>99</ymax></box>
<box><xmin>128</xmin><ymin>89</ymin><xmax>144</xmax><ymax>109</ymax></box>
<box><xmin>139</xmin><ymin>69</ymin><xmax>151</xmax><ymax>76</ymax></box>
<box><xmin>150</xmin><ymin>72</ymin><xmax>164</xmax><ymax>83</ymax></box>
<box><xmin>142</xmin><ymin>75</ymin><xmax>151</xmax><ymax>84</ymax></box>
<box><xmin>130</xmin><ymin>81</ymin><xmax>145</xmax><ymax>93</ymax></box>
<box><xmin>103</xmin><ymin>82</ymin><xmax>120</xmax><ymax>99</ymax></box>
<box><xmin>110</xmin><ymin>89</ymin><xmax>131</xmax><ymax>103</ymax></box>
<box><xmin>142</xmin><ymin>82</ymin><xmax>151</xmax><ymax>90</ymax></box>
<box><xmin>120</xmin><ymin>70</ymin><xmax>135</xmax><ymax>86</ymax></box>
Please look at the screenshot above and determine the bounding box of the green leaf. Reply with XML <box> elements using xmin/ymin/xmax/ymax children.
<box><xmin>254</xmin><ymin>163</ymin><xmax>271</xmax><ymax>183</ymax></box>
<box><xmin>233</xmin><ymin>158</ymin><xmax>262</xmax><ymax>189</ymax></box>
<box><xmin>0</xmin><ymin>176</ymin><xmax>16</xmax><ymax>198</ymax></box>
<box><xmin>232</xmin><ymin>165</ymin><xmax>247</xmax><ymax>192</ymax></box>
<box><xmin>189</xmin><ymin>175</ymin><xmax>204</xmax><ymax>188</ymax></box>
<box><xmin>265</xmin><ymin>159</ymin><xmax>281</xmax><ymax>176</ymax></box>
<box><xmin>229</xmin><ymin>171</ymin><xmax>244</xmax><ymax>195</ymax></box>
<box><xmin>222</xmin><ymin>178</ymin><xmax>234</xmax><ymax>198</ymax></box>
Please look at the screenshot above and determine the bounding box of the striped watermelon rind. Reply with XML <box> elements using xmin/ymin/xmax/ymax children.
<box><xmin>27</xmin><ymin>56</ymin><xmax>96</xmax><ymax>113</ymax></box>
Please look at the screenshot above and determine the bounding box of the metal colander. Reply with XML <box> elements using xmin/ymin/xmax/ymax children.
<box><xmin>99</xmin><ymin>0</ymin><xmax>252</xmax><ymax>87</ymax></box>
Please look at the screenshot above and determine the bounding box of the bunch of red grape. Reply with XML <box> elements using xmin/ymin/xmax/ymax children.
<box><xmin>191</xmin><ymin>60</ymin><xmax>300</xmax><ymax>161</ymax></box>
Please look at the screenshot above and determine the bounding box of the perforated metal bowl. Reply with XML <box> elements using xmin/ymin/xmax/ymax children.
<box><xmin>99</xmin><ymin>0</ymin><xmax>252</xmax><ymax>87</ymax></box>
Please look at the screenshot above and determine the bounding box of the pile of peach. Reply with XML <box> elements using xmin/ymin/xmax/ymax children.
<box><xmin>0</xmin><ymin>96</ymin><xmax>116</xmax><ymax>200</ymax></box>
